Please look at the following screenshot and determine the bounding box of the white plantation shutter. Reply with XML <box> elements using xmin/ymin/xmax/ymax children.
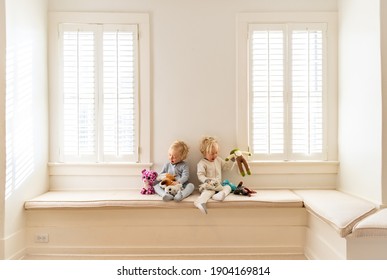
<box><xmin>60</xmin><ymin>24</ymin><xmax>138</xmax><ymax>162</ymax></box>
<box><xmin>290</xmin><ymin>27</ymin><xmax>324</xmax><ymax>158</ymax></box>
<box><xmin>102</xmin><ymin>25</ymin><xmax>138</xmax><ymax>161</ymax></box>
<box><xmin>250</xmin><ymin>26</ymin><xmax>285</xmax><ymax>159</ymax></box>
<box><xmin>249</xmin><ymin>23</ymin><xmax>327</xmax><ymax>160</ymax></box>
<box><xmin>62</xmin><ymin>25</ymin><xmax>97</xmax><ymax>161</ymax></box>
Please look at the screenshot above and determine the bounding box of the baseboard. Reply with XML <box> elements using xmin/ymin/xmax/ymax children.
<box><xmin>23</xmin><ymin>245</ymin><xmax>306</xmax><ymax>260</ymax></box>
<box><xmin>3</xmin><ymin>229</ymin><xmax>26</xmax><ymax>260</ymax></box>
<box><xmin>0</xmin><ymin>238</ymin><xmax>4</xmax><ymax>259</ymax></box>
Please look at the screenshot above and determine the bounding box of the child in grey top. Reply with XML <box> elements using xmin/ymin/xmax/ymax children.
<box><xmin>154</xmin><ymin>141</ymin><xmax>195</xmax><ymax>201</ymax></box>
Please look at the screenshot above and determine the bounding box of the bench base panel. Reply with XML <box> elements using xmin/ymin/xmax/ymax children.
<box><xmin>25</xmin><ymin>207</ymin><xmax>306</xmax><ymax>260</ymax></box>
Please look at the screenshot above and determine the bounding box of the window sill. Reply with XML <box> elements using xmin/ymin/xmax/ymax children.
<box><xmin>48</xmin><ymin>161</ymin><xmax>339</xmax><ymax>176</ymax></box>
<box><xmin>248</xmin><ymin>161</ymin><xmax>339</xmax><ymax>174</ymax></box>
<box><xmin>48</xmin><ymin>162</ymin><xmax>153</xmax><ymax>176</ymax></box>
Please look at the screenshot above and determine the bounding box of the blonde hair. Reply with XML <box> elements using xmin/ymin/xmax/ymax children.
<box><xmin>169</xmin><ymin>140</ymin><xmax>189</xmax><ymax>160</ymax></box>
<box><xmin>199</xmin><ymin>136</ymin><xmax>218</xmax><ymax>156</ymax></box>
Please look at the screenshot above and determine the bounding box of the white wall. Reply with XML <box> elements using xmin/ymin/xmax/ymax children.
<box><xmin>48</xmin><ymin>0</ymin><xmax>338</xmax><ymax>189</ymax></box>
<box><xmin>0</xmin><ymin>0</ymin><xmax>6</xmax><ymax>260</ymax></box>
<box><xmin>382</xmin><ymin>0</ymin><xmax>387</xmax><ymax>207</ymax></box>
<box><xmin>338</xmin><ymin>0</ymin><xmax>383</xmax><ymax>204</ymax></box>
<box><xmin>4</xmin><ymin>0</ymin><xmax>48</xmax><ymax>259</ymax></box>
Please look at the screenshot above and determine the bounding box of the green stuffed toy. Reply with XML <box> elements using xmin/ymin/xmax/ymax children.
<box><xmin>225</xmin><ymin>148</ymin><xmax>252</xmax><ymax>176</ymax></box>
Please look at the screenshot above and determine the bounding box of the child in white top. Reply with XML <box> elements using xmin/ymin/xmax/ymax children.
<box><xmin>195</xmin><ymin>136</ymin><xmax>232</xmax><ymax>214</ymax></box>
<box><xmin>154</xmin><ymin>140</ymin><xmax>195</xmax><ymax>201</ymax></box>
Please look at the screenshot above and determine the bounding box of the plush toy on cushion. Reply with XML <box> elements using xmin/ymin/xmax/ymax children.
<box><xmin>225</xmin><ymin>148</ymin><xmax>252</xmax><ymax>177</ymax></box>
<box><xmin>222</xmin><ymin>179</ymin><xmax>237</xmax><ymax>192</ymax></box>
<box><xmin>159</xmin><ymin>173</ymin><xmax>182</xmax><ymax>196</ymax></box>
<box><xmin>158</xmin><ymin>173</ymin><xmax>176</xmax><ymax>186</ymax></box>
<box><xmin>164</xmin><ymin>184</ymin><xmax>182</xmax><ymax>196</ymax></box>
<box><xmin>233</xmin><ymin>181</ymin><xmax>256</xmax><ymax>197</ymax></box>
<box><xmin>198</xmin><ymin>179</ymin><xmax>224</xmax><ymax>192</ymax></box>
<box><xmin>140</xmin><ymin>169</ymin><xmax>158</xmax><ymax>195</ymax></box>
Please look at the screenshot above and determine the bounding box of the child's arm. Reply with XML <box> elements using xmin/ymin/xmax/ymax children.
<box><xmin>161</xmin><ymin>162</ymin><xmax>170</xmax><ymax>173</ymax></box>
<box><xmin>156</xmin><ymin>163</ymin><xmax>170</xmax><ymax>182</ymax></box>
<box><xmin>197</xmin><ymin>161</ymin><xmax>209</xmax><ymax>183</ymax></box>
<box><xmin>176</xmin><ymin>162</ymin><xmax>189</xmax><ymax>185</ymax></box>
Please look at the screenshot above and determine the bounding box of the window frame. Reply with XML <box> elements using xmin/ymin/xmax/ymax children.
<box><xmin>49</xmin><ymin>12</ymin><xmax>150</xmax><ymax>164</ymax></box>
<box><xmin>237</xmin><ymin>12</ymin><xmax>338</xmax><ymax>162</ymax></box>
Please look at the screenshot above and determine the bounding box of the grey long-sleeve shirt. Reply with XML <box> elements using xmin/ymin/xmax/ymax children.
<box><xmin>158</xmin><ymin>161</ymin><xmax>190</xmax><ymax>186</ymax></box>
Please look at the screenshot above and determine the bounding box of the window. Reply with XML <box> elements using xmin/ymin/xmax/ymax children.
<box><xmin>237</xmin><ymin>13</ymin><xmax>337</xmax><ymax>162</ymax></box>
<box><xmin>250</xmin><ymin>24</ymin><xmax>326</xmax><ymax>160</ymax></box>
<box><xmin>49</xmin><ymin>13</ymin><xmax>150</xmax><ymax>163</ymax></box>
<box><xmin>60</xmin><ymin>24</ymin><xmax>138</xmax><ymax>162</ymax></box>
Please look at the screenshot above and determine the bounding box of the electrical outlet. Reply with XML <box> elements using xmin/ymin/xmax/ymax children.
<box><xmin>35</xmin><ymin>233</ymin><xmax>49</xmax><ymax>243</ymax></box>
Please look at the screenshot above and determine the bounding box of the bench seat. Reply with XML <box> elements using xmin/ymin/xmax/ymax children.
<box><xmin>351</xmin><ymin>208</ymin><xmax>387</xmax><ymax>237</ymax></box>
<box><xmin>293</xmin><ymin>190</ymin><xmax>377</xmax><ymax>237</ymax></box>
<box><xmin>24</xmin><ymin>188</ymin><xmax>387</xmax><ymax>259</ymax></box>
<box><xmin>24</xmin><ymin>189</ymin><xmax>304</xmax><ymax>209</ymax></box>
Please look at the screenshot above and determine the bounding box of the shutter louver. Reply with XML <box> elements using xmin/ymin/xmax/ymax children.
<box><xmin>250</xmin><ymin>29</ymin><xmax>285</xmax><ymax>157</ymax></box>
<box><xmin>291</xmin><ymin>30</ymin><xmax>323</xmax><ymax>155</ymax></box>
<box><xmin>63</xmin><ymin>30</ymin><xmax>96</xmax><ymax>159</ymax></box>
<box><xmin>103</xmin><ymin>29</ymin><xmax>136</xmax><ymax>159</ymax></box>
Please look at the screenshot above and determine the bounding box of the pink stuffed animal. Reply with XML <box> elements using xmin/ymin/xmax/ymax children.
<box><xmin>140</xmin><ymin>169</ymin><xmax>158</xmax><ymax>195</ymax></box>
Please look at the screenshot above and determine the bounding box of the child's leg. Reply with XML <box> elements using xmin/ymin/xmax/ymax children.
<box><xmin>194</xmin><ymin>190</ymin><xmax>215</xmax><ymax>214</ymax></box>
<box><xmin>154</xmin><ymin>183</ymin><xmax>173</xmax><ymax>201</ymax></box>
<box><xmin>212</xmin><ymin>185</ymin><xmax>232</xmax><ymax>201</ymax></box>
<box><xmin>174</xmin><ymin>183</ymin><xmax>194</xmax><ymax>201</ymax></box>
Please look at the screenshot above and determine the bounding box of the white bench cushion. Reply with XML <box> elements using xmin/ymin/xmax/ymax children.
<box><xmin>294</xmin><ymin>190</ymin><xmax>377</xmax><ymax>237</ymax></box>
<box><xmin>24</xmin><ymin>189</ymin><xmax>303</xmax><ymax>209</ymax></box>
<box><xmin>351</xmin><ymin>208</ymin><xmax>387</xmax><ymax>237</ymax></box>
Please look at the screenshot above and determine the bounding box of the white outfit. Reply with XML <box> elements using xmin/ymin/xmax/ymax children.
<box><xmin>195</xmin><ymin>157</ymin><xmax>232</xmax><ymax>214</ymax></box>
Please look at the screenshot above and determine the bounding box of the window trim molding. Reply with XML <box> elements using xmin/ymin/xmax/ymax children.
<box><xmin>49</xmin><ymin>12</ymin><xmax>150</xmax><ymax>164</ymax></box>
<box><xmin>236</xmin><ymin>12</ymin><xmax>338</xmax><ymax>162</ymax></box>
<box><xmin>248</xmin><ymin>160</ymin><xmax>339</xmax><ymax>175</ymax></box>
